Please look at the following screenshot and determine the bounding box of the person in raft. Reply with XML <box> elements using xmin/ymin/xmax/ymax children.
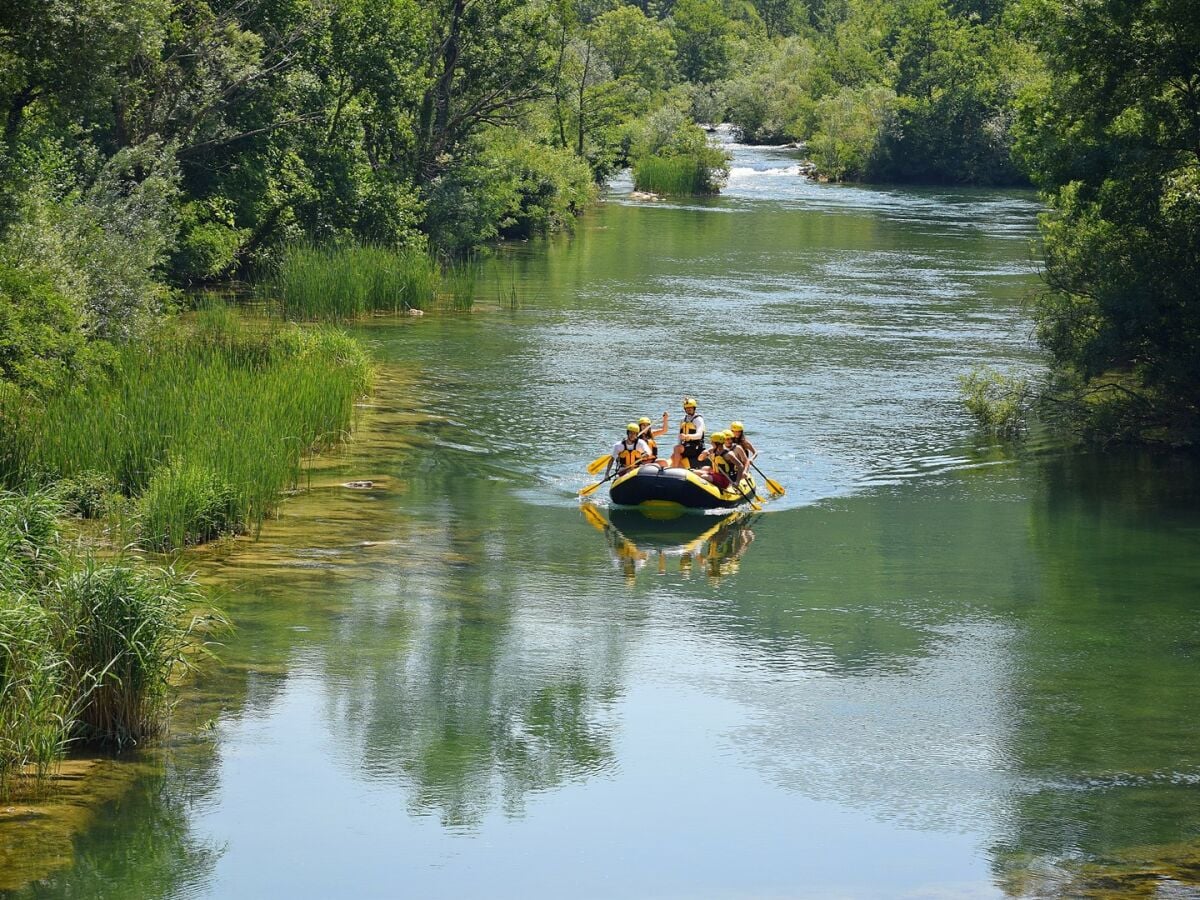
<box><xmin>606</xmin><ymin>423</ymin><xmax>652</xmax><ymax>478</ymax></box>
<box><xmin>726</xmin><ymin>421</ymin><xmax>757</xmax><ymax>462</ymax></box>
<box><xmin>637</xmin><ymin>412</ymin><xmax>670</xmax><ymax>467</ymax></box>
<box><xmin>669</xmin><ymin>397</ymin><xmax>705</xmax><ymax>468</ymax></box>
<box><xmin>699</xmin><ymin>431</ymin><xmax>747</xmax><ymax>489</ymax></box>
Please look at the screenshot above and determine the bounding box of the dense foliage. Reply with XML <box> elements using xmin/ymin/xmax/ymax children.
<box><xmin>1014</xmin><ymin>0</ymin><xmax>1200</xmax><ymax>441</ymax></box>
<box><xmin>1</xmin><ymin>0</ymin><xmax>1196</xmax><ymax>442</ymax></box>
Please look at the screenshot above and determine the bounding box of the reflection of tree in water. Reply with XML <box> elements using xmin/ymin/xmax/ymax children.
<box><xmin>4</xmin><ymin>748</ymin><xmax>224</xmax><ymax>899</ymax></box>
<box><xmin>990</xmin><ymin>452</ymin><xmax>1200</xmax><ymax>896</ymax></box>
<box><xmin>319</xmin><ymin>482</ymin><xmax>624</xmax><ymax>828</ymax></box>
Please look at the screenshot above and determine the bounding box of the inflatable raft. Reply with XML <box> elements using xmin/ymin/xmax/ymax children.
<box><xmin>609</xmin><ymin>465</ymin><xmax>757</xmax><ymax>510</ymax></box>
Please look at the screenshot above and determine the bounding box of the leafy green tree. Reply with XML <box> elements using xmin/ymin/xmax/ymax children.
<box><xmin>671</xmin><ymin>0</ymin><xmax>733</xmax><ymax>84</ymax></box>
<box><xmin>1014</xmin><ymin>0</ymin><xmax>1200</xmax><ymax>437</ymax></box>
<box><xmin>591</xmin><ymin>5</ymin><xmax>677</xmax><ymax>88</ymax></box>
<box><xmin>871</xmin><ymin>0</ymin><xmax>1024</xmax><ymax>184</ymax></box>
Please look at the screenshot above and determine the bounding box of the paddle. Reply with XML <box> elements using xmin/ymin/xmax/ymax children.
<box><xmin>718</xmin><ymin>453</ymin><xmax>762</xmax><ymax>511</ymax></box>
<box><xmin>749</xmin><ymin>460</ymin><xmax>785</xmax><ymax>497</ymax></box>
<box><xmin>731</xmin><ymin>473</ymin><xmax>763</xmax><ymax>511</ymax></box>
<box><xmin>579</xmin><ymin>468</ymin><xmax>621</xmax><ymax>497</ymax></box>
<box><xmin>586</xmin><ymin>453</ymin><xmax>611</xmax><ymax>475</ymax></box>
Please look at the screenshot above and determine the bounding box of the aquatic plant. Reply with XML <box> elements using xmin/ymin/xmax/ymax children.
<box><xmin>58</xmin><ymin>559</ymin><xmax>203</xmax><ymax>748</ymax></box>
<box><xmin>0</xmin><ymin>591</ymin><xmax>71</xmax><ymax>798</ymax></box>
<box><xmin>2</xmin><ymin>311</ymin><xmax>373</xmax><ymax>550</ymax></box>
<box><xmin>269</xmin><ymin>243</ymin><xmax>439</xmax><ymax>321</ymax></box>
<box><xmin>632</xmin><ymin>155</ymin><xmax>708</xmax><ymax>195</ymax></box>
<box><xmin>959</xmin><ymin>366</ymin><xmax>1030</xmax><ymax>437</ymax></box>
<box><xmin>446</xmin><ymin>257</ymin><xmax>481</xmax><ymax>311</ymax></box>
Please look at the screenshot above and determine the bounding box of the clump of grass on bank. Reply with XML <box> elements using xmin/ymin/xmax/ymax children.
<box><xmin>0</xmin><ymin>490</ymin><xmax>216</xmax><ymax>798</ymax></box>
<box><xmin>269</xmin><ymin>243</ymin><xmax>439</xmax><ymax>321</ymax></box>
<box><xmin>633</xmin><ymin>155</ymin><xmax>710</xmax><ymax>195</ymax></box>
<box><xmin>0</xmin><ymin>309</ymin><xmax>373</xmax><ymax>550</ymax></box>
<box><xmin>60</xmin><ymin>559</ymin><xmax>203</xmax><ymax>747</ymax></box>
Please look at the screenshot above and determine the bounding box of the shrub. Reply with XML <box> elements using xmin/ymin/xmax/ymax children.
<box><xmin>959</xmin><ymin>366</ymin><xmax>1031</xmax><ymax>437</ymax></box>
<box><xmin>0</xmin><ymin>262</ymin><xmax>91</xmax><ymax>393</ymax></box>
<box><xmin>628</xmin><ymin>106</ymin><xmax>730</xmax><ymax>194</ymax></box>
<box><xmin>171</xmin><ymin>200</ymin><xmax>248</xmax><ymax>283</ymax></box>
<box><xmin>56</xmin><ymin>471</ymin><xmax>119</xmax><ymax>520</ymax></box>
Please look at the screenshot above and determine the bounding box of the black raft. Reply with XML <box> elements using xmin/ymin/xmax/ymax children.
<box><xmin>609</xmin><ymin>465</ymin><xmax>758</xmax><ymax>510</ymax></box>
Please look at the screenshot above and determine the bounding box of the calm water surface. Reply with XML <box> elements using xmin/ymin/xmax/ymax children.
<box><xmin>5</xmin><ymin>143</ymin><xmax>1200</xmax><ymax>899</ymax></box>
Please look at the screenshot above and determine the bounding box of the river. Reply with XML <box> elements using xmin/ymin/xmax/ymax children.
<box><xmin>4</xmin><ymin>141</ymin><xmax>1200</xmax><ymax>898</ymax></box>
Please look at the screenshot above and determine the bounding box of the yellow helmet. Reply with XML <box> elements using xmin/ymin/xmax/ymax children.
<box><xmin>712</xmin><ymin>431</ymin><xmax>727</xmax><ymax>442</ymax></box>
<box><xmin>730</xmin><ymin>421</ymin><xmax>744</xmax><ymax>433</ymax></box>
<box><xmin>626</xmin><ymin>423</ymin><xmax>639</xmax><ymax>432</ymax></box>
<box><xmin>638</xmin><ymin>416</ymin><xmax>651</xmax><ymax>425</ymax></box>
<box><xmin>683</xmin><ymin>397</ymin><xmax>697</xmax><ymax>409</ymax></box>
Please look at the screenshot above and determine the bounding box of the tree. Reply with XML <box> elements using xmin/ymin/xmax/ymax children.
<box><xmin>1015</xmin><ymin>0</ymin><xmax>1200</xmax><ymax>438</ymax></box>
<box><xmin>671</xmin><ymin>0</ymin><xmax>733</xmax><ymax>84</ymax></box>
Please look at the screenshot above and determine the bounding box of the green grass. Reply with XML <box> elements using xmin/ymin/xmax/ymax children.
<box><xmin>0</xmin><ymin>588</ymin><xmax>71</xmax><ymax>798</ymax></box>
<box><xmin>632</xmin><ymin>155</ymin><xmax>708</xmax><ymax>195</ymax></box>
<box><xmin>0</xmin><ymin>490</ymin><xmax>215</xmax><ymax>797</ymax></box>
<box><xmin>59</xmin><ymin>558</ymin><xmax>204</xmax><ymax>747</ymax></box>
<box><xmin>269</xmin><ymin>243</ymin><xmax>439</xmax><ymax>321</ymax></box>
<box><xmin>0</xmin><ymin>308</ymin><xmax>373</xmax><ymax>550</ymax></box>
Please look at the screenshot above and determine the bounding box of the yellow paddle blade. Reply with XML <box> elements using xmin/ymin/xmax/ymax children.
<box><xmin>765</xmin><ymin>477</ymin><xmax>785</xmax><ymax>497</ymax></box>
<box><xmin>578</xmin><ymin>479</ymin><xmax>605</xmax><ymax>497</ymax></box>
<box><xmin>586</xmin><ymin>453</ymin><xmax>611</xmax><ymax>475</ymax></box>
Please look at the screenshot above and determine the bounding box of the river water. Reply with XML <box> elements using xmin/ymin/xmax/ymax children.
<box><xmin>5</xmin><ymin>143</ymin><xmax>1200</xmax><ymax>898</ymax></box>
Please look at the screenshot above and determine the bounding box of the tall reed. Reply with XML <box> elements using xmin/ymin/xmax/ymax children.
<box><xmin>1</xmin><ymin>490</ymin><xmax>215</xmax><ymax>796</ymax></box>
<box><xmin>269</xmin><ymin>243</ymin><xmax>440</xmax><ymax>321</ymax></box>
<box><xmin>3</xmin><ymin>311</ymin><xmax>373</xmax><ymax>550</ymax></box>
<box><xmin>632</xmin><ymin>155</ymin><xmax>707</xmax><ymax>195</ymax></box>
<box><xmin>0</xmin><ymin>591</ymin><xmax>71</xmax><ymax>798</ymax></box>
<box><xmin>58</xmin><ymin>559</ymin><xmax>202</xmax><ymax>747</ymax></box>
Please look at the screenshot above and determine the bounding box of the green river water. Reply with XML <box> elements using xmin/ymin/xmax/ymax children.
<box><xmin>4</xmin><ymin>141</ymin><xmax>1200</xmax><ymax>898</ymax></box>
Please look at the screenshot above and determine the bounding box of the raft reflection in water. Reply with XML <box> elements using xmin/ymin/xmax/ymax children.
<box><xmin>580</xmin><ymin>503</ymin><xmax>757</xmax><ymax>585</ymax></box>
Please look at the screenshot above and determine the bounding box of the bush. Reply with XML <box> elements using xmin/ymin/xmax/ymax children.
<box><xmin>170</xmin><ymin>200</ymin><xmax>248</xmax><ymax>283</ymax></box>
<box><xmin>424</xmin><ymin>134</ymin><xmax>596</xmax><ymax>253</ymax></box>
<box><xmin>1</xmin><ymin>141</ymin><xmax>179</xmax><ymax>342</ymax></box>
<box><xmin>56</xmin><ymin>471</ymin><xmax>119</xmax><ymax>520</ymax></box>
<box><xmin>809</xmin><ymin>86</ymin><xmax>895</xmax><ymax>182</ymax></box>
<box><xmin>959</xmin><ymin>366</ymin><xmax>1030</xmax><ymax>437</ymax></box>
<box><xmin>628</xmin><ymin>106</ymin><xmax>730</xmax><ymax>194</ymax></box>
<box><xmin>0</xmin><ymin>262</ymin><xmax>91</xmax><ymax>393</ymax></box>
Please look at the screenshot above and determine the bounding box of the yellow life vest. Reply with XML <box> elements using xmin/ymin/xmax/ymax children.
<box><xmin>713</xmin><ymin>450</ymin><xmax>733</xmax><ymax>475</ymax></box>
<box><xmin>680</xmin><ymin>413</ymin><xmax>702</xmax><ymax>443</ymax></box>
<box><xmin>640</xmin><ymin>429</ymin><xmax>658</xmax><ymax>458</ymax></box>
<box><xmin>617</xmin><ymin>439</ymin><xmax>644</xmax><ymax>469</ymax></box>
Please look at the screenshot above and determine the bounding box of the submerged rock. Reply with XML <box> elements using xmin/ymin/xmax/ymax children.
<box><xmin>405</xmin><ymin>308</ymin><xmax>424</xmax><ymax>317</ymax></box>
<box><xmin>343</xmin><ymin>480</ymin><xmax>375</xmax><ymax>489</ymax></box>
